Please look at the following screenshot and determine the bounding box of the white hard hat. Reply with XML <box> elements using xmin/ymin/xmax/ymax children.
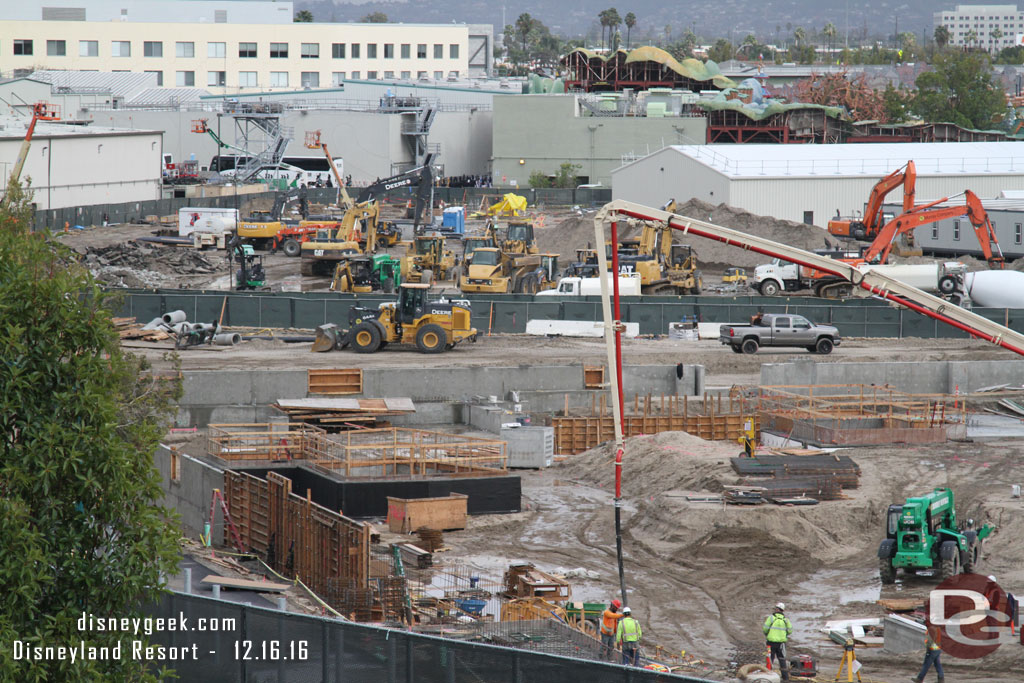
<box><xmin>622</xmin><ymin>606</ymin><xmax>631</xmax><ymax>615</ymax></box>
<box><xmin>775</xmin><ymin>602</ymin><xmax>785</xmax><ymax>611</ymax></box>
<box><xmin>988</xmin><ymin>575</ymin><xmax>997</xmax><ymax>583</ymax></box>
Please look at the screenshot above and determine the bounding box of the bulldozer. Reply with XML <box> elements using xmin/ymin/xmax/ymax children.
<box><xmin>312</xmin><ymin>283</ymin><xmax>477</xmax><ymax>354</ymax></box>
<box><xmin>458</xmin><ymin>248</ymin><xmax>558</xmax><ymax>294</ymax></box>
<box><xmin>878</xmin><ymin>487</ymin><xmax>995</xmax><ymax>584</ymax></box>
<box><xmin>329</xmin><ymin>254</ymin><xmax>401</xmax><ymax>293</ymax></box>
<box><xmin>401</xmin><ymin>234</ymin><xmax>455</xmax><ymax>283</ymax></box>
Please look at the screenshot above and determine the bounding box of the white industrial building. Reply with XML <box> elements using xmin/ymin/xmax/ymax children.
<box><xmin>934</xmin><ymin>4</ymin><xmax>1024</xmax><ymax>51</ymax></box>
<box><xmin>611</xmin><ymin>143</ymin><xmax>1024</xmax><ymax>228</ymax></box>
<box><xmin>1</xmin><ymin>0</ymin><xmax>492</xmax><ymax>92</ymax></box>
<box><xmin>0</xmin><ymin>118</ymin><xmax>161</xmax><ymax>209</ymax></box>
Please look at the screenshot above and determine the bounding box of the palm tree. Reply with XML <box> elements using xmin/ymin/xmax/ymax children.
<box><xmin>991</xmin><ymin>27</ymin><xmax>1003</xmax><ymax>53</ymax></box>
<box><xmin>934</xmin><ymin>25</ymin><xmax>951</xmax><ymax>49</ymax></box>
<box><xmin>607</xmin><ymin>8</ymin><xmax>622</xmax><ymax>50</ymax></box>
<box><xmin>965</xmin><ymin>28</ymin><xmax>978</xmax><ymax>50</ymax></box>
<box><xmin>598</xmin><ymin>9</ymin><xmax>612</xmax><ymax>50</ymax></box>
<box><xmin>741</xmin><ymin>33</ymin><xmax>758</xmax><ymax>58</ymax></box>
<box><xmin>794</xmin><ymin>26</ymin><xmax>806</xmax><ymax>47</ymax></box>
<box><xmin>823</xmin><ymin>22</ymin><xmax>837</xmax><ymax>56</ymax></box>
<box><xmin>625</xmin><ymin>12</ymin><xmax>637</xmax><ymax>49</ymax></box>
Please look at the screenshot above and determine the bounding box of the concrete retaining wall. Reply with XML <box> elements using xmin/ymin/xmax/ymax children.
<box><xmin>177</xmin><ymin>363</ymin><xmax>704</xmax><ymax>428</ymax></box>
<box><xmin>156</xmin><ymin>444</ymin><xmax>225</xmax><ymax>543</ymax></box>
<box><xmin>883</xmin><ymin>615</ymin><xmax>926</xmax><ymax>654</ymax></box>
<box><xmin>761</xmin><ymin>359</ymin><xmax>1024</xmax><ymax>395</ymax></box>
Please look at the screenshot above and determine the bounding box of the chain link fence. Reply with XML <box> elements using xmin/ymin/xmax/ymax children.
<box><xmin>110</xmin><ymin>287</ymin><xmax>1024</xmax><ymax>339</ymax></box>
<box><xmin>144</xmin><ymin>591</ymin><xmax>712</xmax><ymax>682</ymax></box>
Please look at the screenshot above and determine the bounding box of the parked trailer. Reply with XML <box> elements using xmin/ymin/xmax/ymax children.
<box><xmin>178</xmin><ymin>207</ymin><xmax>238</xmax><ymax>249</ymax></box>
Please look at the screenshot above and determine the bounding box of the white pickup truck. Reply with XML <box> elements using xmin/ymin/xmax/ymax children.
<box><xmin>537</xmin><ymin>273</ymin><xmax>643</xmax><ymax>296</ymax></box>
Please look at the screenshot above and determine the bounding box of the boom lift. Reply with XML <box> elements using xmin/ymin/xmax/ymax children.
<box><xmin>828</xmin><ymin>161</ymin><xmax>917</xmax><ymax>241</ymax></box>
<box><xmin>2</xmin><ymin>102</ymin><xmax>60</xmax><ymax>209</ymax></box>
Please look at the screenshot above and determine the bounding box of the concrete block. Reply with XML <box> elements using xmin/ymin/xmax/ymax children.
<box><xmin>525</xmin><ymin>319</ymin><xmax>639</xmax><ymax>338</ymax></box>
<box><xmin>883</xmin><ymin>615</ymin><xmax>926</xmax><ymax>654</ymax></box>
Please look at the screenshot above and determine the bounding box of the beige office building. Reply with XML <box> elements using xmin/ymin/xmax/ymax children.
<box><xmin>1</xmin><ymin>0</ymin><xmax>474</xmax><ymax>93</ymax></box>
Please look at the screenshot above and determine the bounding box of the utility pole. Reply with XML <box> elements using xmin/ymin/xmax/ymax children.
<box><xmin>894</xmin><ymin>16</ymin><xmax>898</xmax><ymax>50</ymax></box>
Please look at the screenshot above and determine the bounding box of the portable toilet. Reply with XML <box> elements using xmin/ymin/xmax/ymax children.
<box><xmin>442</xmin><ymin>206</ymin><xmax>465</xmax><ymax>235</ymax></box>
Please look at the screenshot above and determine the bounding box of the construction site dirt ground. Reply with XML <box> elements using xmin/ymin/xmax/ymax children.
<box><xmin>448</xmin><ymin>436</ymin><xmax>1024</xmax><ymax>682</ymax></box>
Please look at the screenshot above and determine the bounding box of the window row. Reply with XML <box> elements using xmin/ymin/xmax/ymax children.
<box><xmin>934</xmin><ymin>221</ymin><xmax>1024</xmax><ymax>245</ymax></box>
<box><xmin>13</xmin><ymin>39</ymin><xmax>461</xmax><ymax>60</ymax></box>
<box><xmin>142</xmin><ymin>70</ymin><xmax>460</xmax><ymax>87</ymax></box>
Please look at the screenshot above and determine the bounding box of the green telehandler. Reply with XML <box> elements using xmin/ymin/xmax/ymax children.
<box><xmin>878</xmin><ymin>487</ymin><xmax>994</xmax><ymax>584</ymax></box>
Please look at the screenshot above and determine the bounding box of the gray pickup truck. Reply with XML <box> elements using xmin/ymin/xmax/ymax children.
<box><xmin>719</xmin><ymin>313</ymin><xmax>841</xmax><ymax>355</ymax></box>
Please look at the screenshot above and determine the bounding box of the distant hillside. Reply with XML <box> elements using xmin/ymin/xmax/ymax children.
<box><xmin>297</xmin><ymin>0</ymin><xmax>940</xmax><ymax>42</ymax></box>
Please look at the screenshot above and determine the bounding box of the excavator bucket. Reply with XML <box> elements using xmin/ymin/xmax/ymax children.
<box><xmin>312</xmin><ymin>324</ymin><xmax>341</xmax><ymax>353</ymax></box>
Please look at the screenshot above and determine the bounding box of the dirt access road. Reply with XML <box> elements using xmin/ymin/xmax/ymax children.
<box><xmin>449</xmin><ymin>435</ymin><xmax>1024</xmax><ymax>682</ymax></box>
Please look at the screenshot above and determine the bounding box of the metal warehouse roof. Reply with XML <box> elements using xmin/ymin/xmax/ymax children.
<box><xmin>127</xmin><ymin>88</ymin><xmax>211</xmax><ymax>105</ymax></box>
<box><xmin>29</xmin><ymin>70</ymin><xmax>159</xmax><ymax>99</ymax></box>
<box><xmin>659</xmin><ymin>143</ymin><xmax>1024</xmax><ymax>179</ymax></box>
<box><xmin>0</xmin><ymin>117</ymin><xmax>160</xmax><ymax>139</ymax></box>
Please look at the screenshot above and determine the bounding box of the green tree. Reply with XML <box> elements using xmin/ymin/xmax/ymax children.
<box><xmin>882</xmin><ymin>83</ymin><xmax>911</xmax><ymax>123</ymax></box>
<box><xmin>965</xmin><ymin>28</ymin><xmax>978</xmax><ymax>49</ymax></box>
<box><xmin>913</xmin><ymin>51</ymin><xmax>1006</xmax><ymax>129</ymax></box>
<box><xmin>934</xmin><ymin>25</ymin><xmax>951</xmax><ymax>49</ymax></box>
<box><xmin>707</xmin><ymin>38</ymin><xmax>734</xmax><ymax>63</ymax></box>
<box><xmin>516</xmin><ymin>13</ymin><xmax>535</xmax><ymax>54</ymax></box>
<box><xmin>360</xmin><ymin>12</ymin><xmax>388</xmax><ymax>23</ymax></box>
<box><xmin>0</xmin><ymin>180</ymin><xmax>182</xmax><ymax>681</ymax></box>
<box><xmin>624</xmin><ymin>12</ymin><xmax>637</xmax><ymax>49</ymax></box>
<box><xmin>529</xmin><ymin>162</ymin><xmax>582</xmax><ymax>189</ymax></box>
<box><xmin>997</xmin><ymin>45</ymin><xmax>1024</xmax><ymax>64</ymax></box>
<box><xmin>598</xmin><ymin>10</ymin><xmax>610</xmax><ymax>49</ymax></box>
<box><xmin>294</xmin><ymin>9</ymin><xmax>313</xmax><ymax>22</ymax></box>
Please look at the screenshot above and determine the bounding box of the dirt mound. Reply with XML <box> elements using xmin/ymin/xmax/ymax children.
<box><xmin>79</xmin><ymin>241</ymin><xmax>220</xmax><ymax>288</ymax></box>
<box><xmin>560</xmin><ymin>431</ymin><xmax>739</xmax><ymax>497</ymax></box>
<box><xmin>673</xmin><ymin>198</ymin><xmax>832</xmax><ymax>271</ymax></box>
<box><xmin>536</xmin><ymin>199</ymin><xmax>831</xmax><ymax>272</ymax></box>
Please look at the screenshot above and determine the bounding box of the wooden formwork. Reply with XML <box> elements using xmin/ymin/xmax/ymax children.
<box><xmin>209</xmin><ymin>424</ymin><xmax>508</xmax><ymax>478</ymax></box>
<box><xmin>552</xmin><ymin>393</ymin><xmax>757</xmax><ymax>455</ymax></box>
<box><xmin>303</xmin><ymin>428</ymin><xmax>508</xmax><ymax>478</ymax></box>
<box><xmin>207</xmin><ymin>423</ymin><xmax>325</xmax><ymax>461</ymax></box>
<box><xmin>224</xmin><ymin>470</ymin><xmax>372</xmax><ymax>596</ymax></box>
<box><xmin>750</xmin><ymin>385</ymin><xmax>967</xmax><ymax>446</ymax></box>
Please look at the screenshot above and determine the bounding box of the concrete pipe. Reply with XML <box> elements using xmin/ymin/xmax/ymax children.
<box><xmin>191</xmin><ymin>322</ymin><xmax>212</xmax><ymax>332</ymax></box>
<box><xmin>162</xmin><ymin>310</ymin><xmax>187</xmax><ymax>324</ymax></box>
<box><xmin>171</xmin><ymin>322</ymin><xmax>190</xmax><ymax>334</ymax></box>
<box><xmin>213</xmin><ymin>333</ymin><xmax>241</xmax><ymax>346</ymax></box>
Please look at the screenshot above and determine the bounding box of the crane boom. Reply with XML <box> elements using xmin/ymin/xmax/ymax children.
<box><xmin>596</xmin><ymin>199</ymin><xmax>1024</xmax><ymax>357</ymax></box>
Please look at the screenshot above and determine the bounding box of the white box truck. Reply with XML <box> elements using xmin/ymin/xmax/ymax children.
<box><xmin>178</xmin><ymin>207</ymin><xmax>238</xmax><ymax>249</ymax></box>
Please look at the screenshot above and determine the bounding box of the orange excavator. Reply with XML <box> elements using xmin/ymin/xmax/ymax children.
<box><xmin>861</xmin><ymin>190</ymin><xmax>1005</xmax><ymax>268</ymax></box>
<box><xmin>828</xmin><ymin>161</ymin><xmax>917</xmax><ymax>241</ymax></box>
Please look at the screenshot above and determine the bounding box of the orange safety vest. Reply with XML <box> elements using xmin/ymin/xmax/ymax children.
<box><xmin>601</xmin><ymin>609</ymin><xmax>622</xmax><ymax>635</ymax></box>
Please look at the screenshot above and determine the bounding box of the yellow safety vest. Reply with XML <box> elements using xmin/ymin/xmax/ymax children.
<box><xmin>763</xmin><ymin>613</ymin><xmax>792</xmax><ymax>643</ymax></box>
<box><xmin>617</xmin><ymin>617</ymin><xmax>642</xmax><ymax>644</ymax></box>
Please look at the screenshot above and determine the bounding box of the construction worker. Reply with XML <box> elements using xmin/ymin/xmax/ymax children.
<box><xmin>763</xmin><ymin>602</ymin><xmax>792</xmax><ymax>681</ymax></box>
<box><xmin>912</xmin><ymin>624</ymin><xmax>943</xmax><ymax>683</ymax></box>
<box><xmin>600</xmin><ymin>599</ymin><xmax>623</xmax><ymax>661</ymax></box>
<box><xmin>615</xmin><ymin>606</ymin><xmax>642</xmax><ymax>666</ymax></box>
